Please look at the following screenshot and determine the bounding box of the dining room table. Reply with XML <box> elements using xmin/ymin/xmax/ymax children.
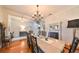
<box><xmin>37</xmin><ymin>37</ymin><xmax>65</xmax><ymax>53</ymax></box>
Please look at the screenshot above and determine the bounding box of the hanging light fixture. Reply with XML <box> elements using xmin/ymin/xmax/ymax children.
<box><xmin>32</xmin><ymin>5</ymin><xmax>52</xmax><ymax>21</ymax></box>
<box><xmin>32</xmin><ymin>5</ymin><xmax>44</xmax><ymax>24</ymax></box>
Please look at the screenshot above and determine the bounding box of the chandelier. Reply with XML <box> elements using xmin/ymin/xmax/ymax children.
<box><xmin>32</xmin><ymin>5</ymin><xmax>52</xmax><ymax>24</ymax></box>
<box><xmin>32</xmin><ymin>5</ymin><xmax>43</xmax><ymax>21</ymax></box>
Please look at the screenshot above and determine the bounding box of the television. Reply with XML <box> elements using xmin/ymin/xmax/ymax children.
<box><xmin>67</xmin><ymin>19</ymin><xmax>79</xmax><ymax>28</ymax></box>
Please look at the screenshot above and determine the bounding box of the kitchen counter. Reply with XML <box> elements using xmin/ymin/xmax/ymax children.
<box><xmin>37</xmin><ymin>37</ymin><xmax>65</xmax><ymax>53</ymax></box>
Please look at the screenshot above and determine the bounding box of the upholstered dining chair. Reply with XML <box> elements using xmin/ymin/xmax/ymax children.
<box><xmin>31</xmin><ymin>36</ymin><xmax>39</xmax><ymax>53</ymax></box>
<box><xmin>69</xmin><ymin>37</ymin><xmax>79</xmax><ymax>53</ymax></box>
<box><xmin>27</xmin><ymin>32</ymin><xmax>32</xmax><ymax>48</ymax></box>
<box><xmin>63</xmin><ymin>37</ymin><xmax>79</xmax><ymax>53</ymax></box>
<box><xmin>2</xmin><ymin>38</ymin><xmax>10</xmax><ymax>48</ymax></box>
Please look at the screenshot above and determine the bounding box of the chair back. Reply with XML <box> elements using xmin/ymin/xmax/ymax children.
<box><xmin>31</xmin><ymin>36</ymin><xmax>39</xmax><ymax>53</ymax></box>
<box><xmin>27</xmin><ymin>33</ymin><xmax>32</xmax><ymax>48</ymax></box>
<box><xmin>69</xmin><ymin>37</ymin><xmax>79</xmax><ymax>53</ymax></box>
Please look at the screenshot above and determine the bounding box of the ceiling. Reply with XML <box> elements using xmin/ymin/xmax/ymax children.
<box><xmin>3</xmin><ymin>5</ymin><xmax>78</xmax><ymax>18</ymax></box>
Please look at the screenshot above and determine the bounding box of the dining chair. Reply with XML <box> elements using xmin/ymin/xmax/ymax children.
<box><xmin>31</xmin><ymin>36</ymin><xmax>39</xmax><ymax>53</ymax></box>
<box><xmin>62</xmin><ymin>37</ymin><xmax>79</xmax><ymax>53</ymax></box>
<box><xmin>2</xmin><ymin>37</ymin><xmax>10</xmax><ymax>48</ymax></box>
<box><xmin>69</xmin><ymin>37</ymin><xmax>79</xmax><ymax>53</ymax></box>
<box><xmin>27</xmin><ymin>32</ymin><xmax>32</xmax><ymax>48</ymax></box>
<box><xmin>10</xmin><ymin>32</ymin><xmax>14</xmax><ymax>39</ymax></box>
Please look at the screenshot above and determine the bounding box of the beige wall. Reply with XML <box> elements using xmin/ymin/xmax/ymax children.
<box><xmin>0</xmin><ymin>6</ymin><xmax>4</xmax><ymax>47</ymax></box>
<box><xmin>2</xmin><ymin>7</ymin><xmax>31</xmax><ymax>28</ymax></box>
<box><xmin>0</xmin><ymin>6</ymin><xmax>4</xmax><ymax>23</ymax></box>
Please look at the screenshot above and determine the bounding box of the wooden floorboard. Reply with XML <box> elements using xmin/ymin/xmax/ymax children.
<box><xmin>0</xmin><ymin>39</ymin><xmax>32</xmax><ymax>53</ymax></box>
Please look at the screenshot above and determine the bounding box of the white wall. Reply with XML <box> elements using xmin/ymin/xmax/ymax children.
<box><xmin>8</xmin><ymin>15</ymin><xmax>31</xmax><ymax>37</ymax></box>
<box><xmin>45</xmin><ymin>6</ymin><xmax>79</xmax><ymax>43</ymax></box>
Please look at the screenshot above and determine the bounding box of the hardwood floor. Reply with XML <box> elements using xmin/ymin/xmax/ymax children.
<box><xmin>0</xmin><ymin>39</ymin><xmax>79</xmax><ymax>53</ymax></box>
<box><xmin>0</xmin><ymin>39</ymin><xmax>32</xmax><ymax>53</ymax></box>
